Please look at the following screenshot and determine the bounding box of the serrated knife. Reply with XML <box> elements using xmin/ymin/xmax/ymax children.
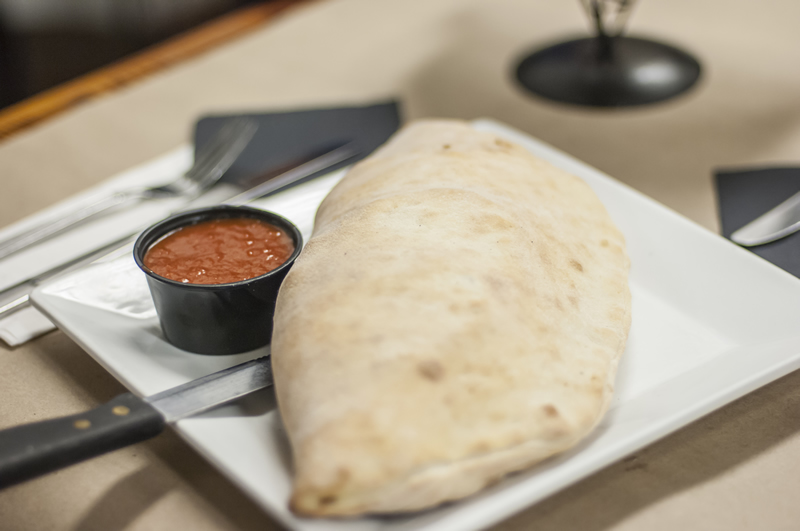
<box><xmin>0</xmin><ymin>356</ymin><xmax>273</xmax><ymax>489</ymax></box>
<box><xmin>730</xmin><ymin>190</ymin><xmax>800</xmax><ymax>246</ymax></box>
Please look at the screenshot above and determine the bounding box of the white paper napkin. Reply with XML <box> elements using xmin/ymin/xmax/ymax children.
<box><xmin>0</xmin><ymin>146</ymin><xmax>193</xmax><ymax>346</ymax></box>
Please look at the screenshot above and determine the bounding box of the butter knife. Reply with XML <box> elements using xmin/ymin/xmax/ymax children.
<box><xmin>0</xmin><ymin>142</ymin><xmax>360</xmax><ymax>320</ymax></box>
<box><xmin>0</xmin><ymin>356</ymin><xmax>273</xmax><ymax>489</ymax></box>
<box><xmin>730</xmin><ymin>190</ymin><xmax>800</xmax><ymax>246</ymax></box>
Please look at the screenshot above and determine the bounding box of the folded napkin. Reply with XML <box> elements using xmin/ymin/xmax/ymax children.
<box><xmin>0</xmin><ymin>101</ymin><xmax>400</xmax><ymax>346</ymax></box>
<box><xmin>194</xmin><ymin>102</ymin><xmax>401</xmax><ymax>187</ymax></box>
<box><xmin>0</xmin><ymin>148</ymin><xmax>192</xmax><ymax>346</ymax></box>
<box><xmin>715</xmin><ymin>167</ymin><xmax>800</xmax><ymax>277</ymax></box>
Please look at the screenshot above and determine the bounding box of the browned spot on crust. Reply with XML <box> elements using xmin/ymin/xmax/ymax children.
<box><xmin>418</xmin><ymin>360</ymin><xmax>445</xmax><ymax>381</ymax></box>
<box><xmin>600</xmin><ymin>239</ymin><xmax>610</xmax><ymax>247</ymax></box>
<box><xmin>543</xmin><ymin>404</ymin><xmax>559</xmax><ymax>417</ymax></box>
<box><xmin>568</xmin><ymin>295</ymin><xmax>579</xmax><ymax>308</ymax></box>
<box><xmin>443</xmin><ymin>144</ymin><xmax>451</xmax><ymax>150</ymax></box>
<box><xmin>471</xmin><ymin>441</ymin><xmax>491</xmax><ymax>454</ymax></box>
<box><xmin>570</xmin><ymin>259</ymin><xmax>584</xmax><ymax>272</ymax></box>
<box><xmin>319</xmin><ymin>495</ymin><xmax>338</xmax><ymax>505</ymax></box>
<box><xmin>484</xmin><ymin>275</ymin><xmax>504</xmax><ymax>291</ymax></box>
<box><xmin>494</xmin><ymin>138</ymin><xmax>513</xmax><ymax>149</ymax></box>
<box><xmin>483</xmin><ymin>474</ymin><xmax>505</xmax><ymax>488</ymax></box>
<box><xmin>538</xmin><ymin>248</ymin><xmax>551</xmax><ymax>265</ymax></box>
<box><xmin>473</xmin><ymin>213</ymin><xmax>515</xmax><ymax>233</ymax></box>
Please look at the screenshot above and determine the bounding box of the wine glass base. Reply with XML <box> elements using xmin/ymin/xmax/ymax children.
<box><xmin>515</xmin><ymin>36</ymin><xmax>701</xmax><ymax>107</ymax></box>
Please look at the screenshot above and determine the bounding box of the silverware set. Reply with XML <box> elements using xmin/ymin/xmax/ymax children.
<box><xmin>0</xmin><ymin>118</ymin><xmax>361</xmax><ymax>321</ymax></box>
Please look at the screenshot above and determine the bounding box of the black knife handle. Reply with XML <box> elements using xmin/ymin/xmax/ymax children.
<box><xmin>0</xmin><ymin>393</ymin><xmax>165</xmax><ymax>489</ymax></box>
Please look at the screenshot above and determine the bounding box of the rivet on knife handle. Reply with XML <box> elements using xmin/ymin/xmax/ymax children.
<box><xmin>0</xmin><ymin>393</ymin><xmax>165</xmax><ymax>489</ymax></box>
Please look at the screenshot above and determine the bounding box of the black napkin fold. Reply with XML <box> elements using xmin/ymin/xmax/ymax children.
<box><xmin>193</xmin><ymin>101</ymin><xmax>401</xmax><ymax>189</ymax></box>
<box><xmin>715</xmin><ymin>167</ymin><xmax>800</xmax><ymax>277</ymax></box>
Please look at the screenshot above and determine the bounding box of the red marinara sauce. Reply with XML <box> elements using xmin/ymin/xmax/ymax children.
<box><xmin>143</xmin><ymin>218</ymin><xmax>295</xmax><ymax>285</ymax></box>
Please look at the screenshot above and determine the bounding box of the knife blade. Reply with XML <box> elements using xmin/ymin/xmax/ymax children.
<box><xmin>0</xmin><ymin>356</ymin><xmax>273</xmax><ymax>489</ymax></box>
<box><xmin>730</xmin><ymin>190</ymin><xmax>800</xmax><ymax>246</ymax></box>
<box><xmin>0</xmin><ymin>142</ymin><xmax>360</xmax><ymax>320</ymax></box>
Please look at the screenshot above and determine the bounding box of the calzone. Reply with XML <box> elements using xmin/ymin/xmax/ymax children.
<box><xmin>271</xmin><ymin>120</ymin><xmax>631</xmax><ymax>516</ymax></box>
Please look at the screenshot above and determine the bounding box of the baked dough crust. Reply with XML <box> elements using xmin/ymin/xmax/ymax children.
<box><xmin>271</xmin><ymin>120</ymin><xmax>631</xmax><ymax>516</ymax></box>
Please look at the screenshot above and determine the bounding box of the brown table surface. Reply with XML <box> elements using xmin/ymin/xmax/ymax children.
<box><xmin>2</xmin><ymin>0</ymin><xmax>800</xmax><ymax>529</ymax></box>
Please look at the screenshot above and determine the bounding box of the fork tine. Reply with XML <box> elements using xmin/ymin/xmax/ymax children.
<box><xmin>187</xmin><ymin>118</ymin><xmax>252</xmax><ymax>175</ymax></box>
<box><xmin>184</xmin><ymin>118</ymin><xmax>258</xmax><ymax>188</ymax></box>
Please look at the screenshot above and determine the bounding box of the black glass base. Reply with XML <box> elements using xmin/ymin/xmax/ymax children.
<box><xmin>515</xmin><ymin>36</ymin><xmax>701</xmax><ymax>107</ymax></box>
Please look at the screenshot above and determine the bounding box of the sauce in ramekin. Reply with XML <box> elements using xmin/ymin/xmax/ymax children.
<box><xmin>143</xmin><ymin>218</ymin><xmax>295</xmax><ymax>284</ymax></box>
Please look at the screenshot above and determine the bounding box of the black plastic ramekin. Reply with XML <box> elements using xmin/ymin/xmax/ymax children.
<box><xmin>133</xmin><ymin>205</ymin><xmax>302</xmax><ymax>355</ymax></box>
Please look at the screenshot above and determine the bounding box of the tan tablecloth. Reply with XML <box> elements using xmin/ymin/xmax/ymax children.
<box><xmin>2</xmin><ymin>0</ymin><xmax>800</xmax><ymax>529</ymax></box>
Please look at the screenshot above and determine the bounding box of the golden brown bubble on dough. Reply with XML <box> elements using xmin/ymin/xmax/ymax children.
<box><xmin>543</xmin><ymin>404</ymin><xmax>559</xmax><ymax>418</ymax></box>
<box><xmin>418</xmin><ymin>360</ymin><xmax>445</xmax><ymax>381</ymax></box>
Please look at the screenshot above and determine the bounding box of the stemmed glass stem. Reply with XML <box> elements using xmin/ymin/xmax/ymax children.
<box><xmin>579</xmin><ymin>0</ymin><xmax>638</xmax><ymax>38</ymax></box>
<box><xmin>578</xmin><ymin>0</ymin><xmax>638</xmax><ymax>60</ymax></box>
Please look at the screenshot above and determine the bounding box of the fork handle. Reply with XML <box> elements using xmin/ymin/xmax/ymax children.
<box><xmin>0</xmin><ymin>192</ymin><xmax>139</xmax><ymax>260</ymax></box>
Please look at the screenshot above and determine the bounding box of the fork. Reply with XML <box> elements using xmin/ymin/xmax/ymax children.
<box><xmin>0</xmin><ymin>117</ymin><xmax>258</xmax><ymax>261</ymax></box>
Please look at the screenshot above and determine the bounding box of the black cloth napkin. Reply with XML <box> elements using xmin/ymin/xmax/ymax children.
<box><xmin>193</xmin><ymin>101</ymin><xmax>401</xmax><ymax>190</ymax></box>
<box><xmin>715</xmin><ymin>167</ymin><xmax>800</xmax><ymax>277</ymax></box>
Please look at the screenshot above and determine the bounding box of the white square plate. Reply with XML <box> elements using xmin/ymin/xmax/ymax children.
<box><xmin>31</xmin><ymin>119</ymin><xmax>800</xmax><ymax>531</ymax></box>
